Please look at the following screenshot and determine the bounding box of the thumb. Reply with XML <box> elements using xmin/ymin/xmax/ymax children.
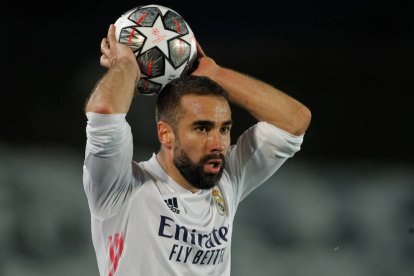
<box><xmin>196</xmin><ymin>41</ymin><xmax>206</xmax><ymax>58</ymax></box>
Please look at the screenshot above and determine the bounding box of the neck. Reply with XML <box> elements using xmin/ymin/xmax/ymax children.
<box><xmin>156</xmin><ymin>149</ymin><xmax>200</xmax><ymax>193</ymax></box>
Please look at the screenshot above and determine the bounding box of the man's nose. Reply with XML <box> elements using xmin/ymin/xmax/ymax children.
<box><xmin>208</xmin><ymin>130</ymin><xmax>225</xmax><ymax>152</ymax></box>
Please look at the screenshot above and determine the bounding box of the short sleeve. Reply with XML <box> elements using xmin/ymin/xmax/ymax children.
<box><xmin>83</xmin><ymin>112</ymin><xmax>135</xmax><ymax>219</ymax></box>
<box><xmin>225</xmin><ymin>122</ymin><xmax>304</xmax><ymax>206</ymax></box>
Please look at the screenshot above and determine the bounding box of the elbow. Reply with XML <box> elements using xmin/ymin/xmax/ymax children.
<box><xmin>293</xmin><ymin>105</ymin><xmax>312</xmax><ymax>136</ymax></box>
<box><xmin>266</xmin><ymin>105</ymin><xmax>312</xmax><ymax>136</ymax></box>
<box><xmin>278</xmin><ymin>105</ymin><xmax>311</xmax><ymax>136</ymax></box>
<box><xmin>85</xmin><ymin>101</ymin><xmax>115</xmax><ymax>115</ymax></box>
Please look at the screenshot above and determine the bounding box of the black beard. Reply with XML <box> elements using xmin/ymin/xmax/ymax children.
<box><xmin>173</xmin><ymin>147</ymin><xmax>225</xmax><ymax>190</ymax></box>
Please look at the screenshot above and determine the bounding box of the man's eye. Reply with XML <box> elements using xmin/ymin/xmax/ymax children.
<box><xmin>220</xmin><ymin>127</ymin><xmax>231</xmax><ymax>134</ymax></box>
<box><xmin>197</xmin><ymin>127</ymin><xmax>208</xmax><ymax>133</ymax></box>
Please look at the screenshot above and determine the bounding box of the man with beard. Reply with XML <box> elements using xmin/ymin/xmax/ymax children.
<box><xmin>83</xmin><ymin>24</ymin><xmax>311</xmax><ymax>276</ymax></box>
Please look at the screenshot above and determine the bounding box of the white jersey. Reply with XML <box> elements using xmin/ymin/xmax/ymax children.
<box><xmin>83</xmin><ymin>112</ymin><xmax>303</xmax><ymax>276</ymax></box>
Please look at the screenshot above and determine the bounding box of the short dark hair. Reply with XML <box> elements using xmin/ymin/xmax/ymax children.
<box><xmin>155</xmin><ymin>75</ymin><xmax>228</xmax><ymax>130</ymax></box>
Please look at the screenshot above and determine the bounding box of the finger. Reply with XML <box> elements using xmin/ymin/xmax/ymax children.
<box><xmin>100</xmin><ymin>38</ymin><xmax>110</xmax><ymax>55</ymax></box>
<box><xmin>107</xmin><ymin>24</ymin><xmax>117</xmax><ymax>48</ymax></box>
<box><xmin>100</xmin><ymin>55</ymin><xmax>110</xmax><ymax>68</ymax></box>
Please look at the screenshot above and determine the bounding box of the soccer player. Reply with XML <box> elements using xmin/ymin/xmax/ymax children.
<box><xmin>83</xmin><ymin>24</ymin><xmax>311</xmax><ymax>276</ymax></box>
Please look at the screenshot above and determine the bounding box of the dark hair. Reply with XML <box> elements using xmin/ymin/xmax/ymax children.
<box><xmin>155</xmin><ymin>75</ymin><xmax>228</xmax><ymax>130</ymax></box>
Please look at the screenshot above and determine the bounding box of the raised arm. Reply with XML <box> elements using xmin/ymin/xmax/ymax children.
<box><xmin>192</xmin><ymin>45</ymin><xmax>311</xmax><ymax>136</ymax></box>
<box><xmin>85</xmin><ymin>24</ymin><xmax>140</xmax><ymax>114</ymax></box>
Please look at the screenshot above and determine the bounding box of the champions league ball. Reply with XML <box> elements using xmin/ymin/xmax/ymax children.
<box><xmin>114</xmin><ymin>4</ymin><xmax>198</xmax><ymax>95</ymax></box>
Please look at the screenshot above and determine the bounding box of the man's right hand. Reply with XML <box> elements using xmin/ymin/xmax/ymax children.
<box><xmin>84</xmin><ymin>24</ymin><xmax>141</xmax><ymax>114</ymax></box>
<box><xmin>100</xmin><ymin>24</ymin><xmax>140</xmax><ymax>79</ymax></box>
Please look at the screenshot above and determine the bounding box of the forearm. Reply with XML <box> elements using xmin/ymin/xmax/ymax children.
<box><xmin>211</xmin><ymin>66</ymin><xmax>311</xmax><ymax>136</ymax></box>
<box><xmin>85</xmin><ymin>58</ymin><xmax>138</xmax><ymax>114</ymax></box>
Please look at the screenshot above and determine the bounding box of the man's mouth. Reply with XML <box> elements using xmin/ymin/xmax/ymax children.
<box><xmin>203</xmin><ymin>159</ymin><xmax>222</xmax><ymax>174</ymax></box>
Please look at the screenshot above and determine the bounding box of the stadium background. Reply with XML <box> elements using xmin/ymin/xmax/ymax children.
<box><xmin>1</xmin><ymin>0</ymin><xmax>413</xmax><ymax>275</ymax></box>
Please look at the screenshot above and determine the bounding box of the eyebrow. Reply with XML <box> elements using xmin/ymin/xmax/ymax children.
<box><xmin>191</xmin><ymin>120</ymin><xmax>233</xmax><ymax>127</ymax></box>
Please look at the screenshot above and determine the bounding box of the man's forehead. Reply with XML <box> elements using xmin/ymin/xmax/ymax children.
<box><xmin>180</xmin><ymin>95</ymin><xmax>231</xmax><ymax>120</ymax></box>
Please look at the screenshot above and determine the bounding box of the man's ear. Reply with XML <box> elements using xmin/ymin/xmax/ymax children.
<box><xmin>157</xmin><ymin>121</ymin><xmax>174</xmax><ymax>148</ymax></box>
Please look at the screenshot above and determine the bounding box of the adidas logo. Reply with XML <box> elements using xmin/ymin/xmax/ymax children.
<box><xmin>164</xmin><ymin>197</ymin><xmax>180</xmax><ymax>214</ymax></box>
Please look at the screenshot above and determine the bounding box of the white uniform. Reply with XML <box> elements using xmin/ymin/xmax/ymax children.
<box><xmin>83</xmin><ymin>112</ymin><xmax>303</xmax><ymax>276</ymax></box>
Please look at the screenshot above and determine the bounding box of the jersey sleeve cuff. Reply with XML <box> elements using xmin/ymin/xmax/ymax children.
<box><xmin>256</xmin><ymin>121</ymin><xmax>304</xmax><ymax>157</ymax></box>
<box><xmin>86</xmin><ymin>112</ymin><xmax>127</xmax><ymax>128</ymax></box>
<box><xmin>258</xmin><ymin>121</ymin><xmax>304</xmax><ymax>143</ymax></box>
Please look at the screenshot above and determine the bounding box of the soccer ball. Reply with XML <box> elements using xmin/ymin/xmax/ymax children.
<box><xmin>114</xmin><ymin>4</ymin><xmax>198</xmax><ymax>95</ymax></box>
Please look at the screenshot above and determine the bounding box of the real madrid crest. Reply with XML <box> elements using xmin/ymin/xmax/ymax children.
<box><xmin>212</xmin><ymin>188</ymin><xmax>226</xmax><ymax>216</ymax></box>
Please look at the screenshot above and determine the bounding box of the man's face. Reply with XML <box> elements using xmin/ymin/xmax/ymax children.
<box><xmin>172</xmin><ymin>94</ymin><xmax>232</xmax><ymax>190</ymax></box>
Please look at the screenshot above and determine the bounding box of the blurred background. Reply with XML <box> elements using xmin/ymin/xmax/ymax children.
<box><xmin>1</xmin><ymin>0</ymin><xmax>413</xmax><ymax>275</ymax></box>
